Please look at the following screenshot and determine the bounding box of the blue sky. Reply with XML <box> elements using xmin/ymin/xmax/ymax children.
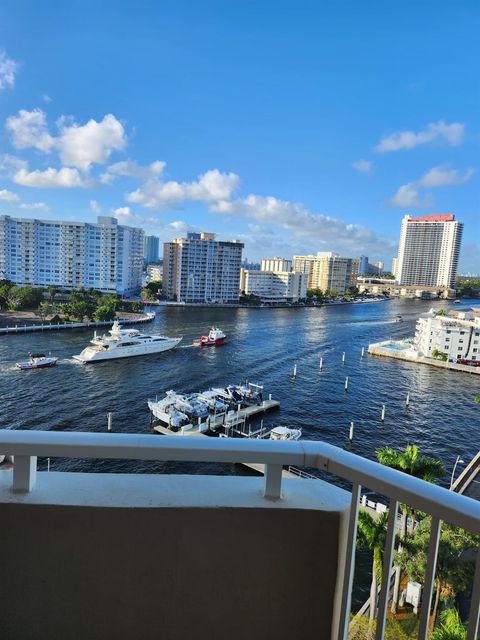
<box><xmin>0</xmin><ymin>1</ymin><xmax>479</xmax><ymax>272</ymax></box>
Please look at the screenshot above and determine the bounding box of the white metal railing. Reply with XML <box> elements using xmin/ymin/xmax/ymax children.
<box><xmin>0</xmin><ymin>430</ymin><xmax>479</xmax><ymax>640</ymax></box>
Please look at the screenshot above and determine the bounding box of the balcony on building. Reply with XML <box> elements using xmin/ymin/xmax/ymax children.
<box><xmin>0</xmin><ymin>430</ymin><xmax>479</xmax><ymax>640</ymax></box>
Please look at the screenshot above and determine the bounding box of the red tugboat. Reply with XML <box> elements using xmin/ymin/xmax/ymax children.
<box><xmin>193</xmin><ymin>326</ymin><xmax>226</xmax><ymax>347</ymax></box>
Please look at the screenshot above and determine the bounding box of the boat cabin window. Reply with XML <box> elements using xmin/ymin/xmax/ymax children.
<box><xmin>118</xmin><ymin>341</ymin><xmax>140</xmax><ymax>347</ymax></box>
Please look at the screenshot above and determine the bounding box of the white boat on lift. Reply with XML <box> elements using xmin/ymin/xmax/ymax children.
<box><xmin>73</xmin><ymin>320</ymin><xmax>181</xmax><ymax>363</ymax></box>
<box><xmin>267</xmin><ymin>426</ymin><xmax>302</xmax><ymax>441</ymax></box>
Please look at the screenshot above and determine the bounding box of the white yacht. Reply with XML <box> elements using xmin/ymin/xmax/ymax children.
<box><xmin>73</xmin><ymin>321</ymin><xmax>182</xmax><ymax>363</ymax></box>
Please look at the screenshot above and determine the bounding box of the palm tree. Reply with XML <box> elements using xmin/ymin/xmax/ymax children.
<box><xmin>376</xmin><ymin>444</ymin><xmax>444</xmax><ymax>613</ymax></box>
<box><xmin>357</xmin><ymin>510</ymin><xmax>388</xmax><ymax>623</ymax></box>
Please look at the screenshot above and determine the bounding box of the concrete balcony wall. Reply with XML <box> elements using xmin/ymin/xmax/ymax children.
<box><xmin>0</xmin><ymin>472</ymin><xmax>350</xmax><ymax>640</ymax></box>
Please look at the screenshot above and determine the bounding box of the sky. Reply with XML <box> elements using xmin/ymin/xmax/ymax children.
<box><xmin>0</xmin><ymin>1</ymin><xmax>479</xmax><ymax>272</ymax></box>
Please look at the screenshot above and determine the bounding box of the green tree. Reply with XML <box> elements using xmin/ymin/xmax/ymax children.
<box><xmin>38</xmin><ymin>302</ymin><xmax>52</xmax><ymax>321</ymax></box>
<box><xmin>430</xmin><ymin>608</ymin><xmax>467</xmax><ymax>640</ymax></box>
<box><xmin>432</xmin><ymin>349</ymin><xmax>448</xmax><ymax>361</ymax></box>
<box><xmin>398</xmin><ymin>519</ymin><xmax>478</xmax><ymax>626</ymax></box>
<box><xmin>102</xmin><ymin>294</ymin><xmax>121</xmax><ymax>310</ymax></box>
<box><xmin>66</xmin><ymin>301</ymin><xmax>90</xmax><ymax>321</ymax></box>
<box><xmin>6</xmin><ymin>285</ymin><xmax>44</xmax><ymax>310</ymax></box>
<box><xmin>146</xmin><ymin>281</ymin><xmax>162</xmax><ymax>294</ymax></box>
<box><xmin>47</xmin><ymin>285</ymin><xmax>59</xmax><ymax>302</ymax></box>
<box><xmin>376</xmin><ymin>445</ymin><xmax>444</xmax><ymax>613</ymax></box>
<box><xmin>141</xmin><ymin>287</ymin><xmax>157</xmax><ymax>301</ymax></box>
<box><xmin>357</xmin><ymin>510</ymin><xmax>388</xmax><ymax>623</ymax></box>
<box><xmin>0</xmin><ymin>279</ymin><xmax>14</xmax><ymax>310</ymax></box>
<box><xmin>130</xmin><ymin>301</ymin><xmax>144</xmax><ymax>312</ymax></box>
<box><xmin>94</xmin><ymin>305</ymin><xmax>116</xmax><ymax>321</ymax></box>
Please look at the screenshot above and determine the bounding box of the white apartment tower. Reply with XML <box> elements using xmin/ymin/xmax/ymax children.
<box><xmin>0</xmin><ymin>215</ymin><xmax>144</xmax><ymax>295</ymax></box>
<box><xmin>395</xmin><ymin>214</ymin><xmax>463</xmax><ymax>288</ymax></box>
<box><xmin>163</xmin><ymin>232</ymin><xmax>243</xmax><ymax>303</ymax></box>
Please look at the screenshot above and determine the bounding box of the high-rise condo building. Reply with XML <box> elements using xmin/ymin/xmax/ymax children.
<box><xmin>163</xmin><ymin>232</ymin><xmax>243</xmax><ymax>303</ymax></box>
<box><xmin>293</xmin><ymin>252</ymin><xmax>355</xmax><ymax>293</ymax></box>
<box><xmin>260</xmin><ymin>257</ymin><xmax>292</xmax><ymax>273</ymax></box>
<box><xmin>144</xmin><ymin>235</ymin><xmax>160</xmax><ymax>263</ymax></box>
<box><xmin>395</xmin><ymin>214</ymin><xmax>463</xmax><ymax>288</ymax></box>
<box><xmin>292</xmin><ymin>255</ymin><xmax>317</xmax><ymax>288</ymax></box>
<box><xmin>0</xmin><ymin>215</ymin><xmax>144</xmax><ymax>295</ymax></box>
<box><xmin>311</xmin><ymin>252</ymin><xmax>355</xmax><ymax>293</ymax></box>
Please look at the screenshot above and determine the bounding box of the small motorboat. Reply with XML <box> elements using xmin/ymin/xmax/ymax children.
<box><xmin>268</xmin><ymin>426</ymin><xmax>302</xmax><ymax>441</ymax></box>
<box><xmin>454</xmin><ymin>299</ymin><xmax>461</xmax><ymax>304</ymax></box>
<box><xmin>16</xmin><ymin>353</ymin><xmax>58</xmax><ymax>370</ymax></box>
<box><xmin>193</xmin><ymin>326</ymin><xmax>226</xmax><ymax>347</ymax></box>
<box><xmin>395</xmin><ymin>315</ymin><xmax>403</xmax><ymax>322</ymax></box>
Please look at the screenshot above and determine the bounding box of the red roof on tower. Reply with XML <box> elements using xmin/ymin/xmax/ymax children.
<box><xmin>409</xmin><ymin>214</ymin><xmax>455</xmax><ymax>222</ymax></box>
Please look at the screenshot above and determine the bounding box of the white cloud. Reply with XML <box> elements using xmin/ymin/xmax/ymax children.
<box><xmin>217</xmin><ymin>194</ymin><xmax>396</xmax><ymax>256</ymax></box>
<box><xmin>112</xmin><ymin>206</ymin><xmax>189</xmax><ymax>237</ymax></box>
<box><xmin>168</xmin><ymin>220</ymin><xmax>189</xmax><ymax>234</ymax></box>
<box><xmin>42</xmin><ymin>94</ymin><xmax>52</xmax><ymax>103</ymax></box>
<box><xmin>375</xmin><ymin>120</ymin><xmax>465</xmax><ymax>152</ymax></box>
<box><xmin>19</xmin><ymin>201</ymin><xmax>48</xmax><ymax>210</ymax></box>
<box><xmin>57</xmin><ymin>114</ymin><xmax>127</xmax><ymax>170</ymax></box>
<box><xmin>417</xmin><ymin>165</ymin><xmax>474</xmax><ymax>187</ymax></box>
<box><xmin>352</xmin><ymin>159</ymin><xmax>374</xmax><ymax>174</ymax></box>
<box><xmin>13</xmin><ymin>167</ymin><xmax>91</xmax><ymax>188</ymax></box>
<box><xmin>389</xmin><ymin>183</ymin><xmax>426</xmax><ymax>208</ymax></box>
<box><xmin>0</xmin><ymin>51</ymin><xmax>17</xmax><ymax>90</ymax></box>
<box><xmin>6</xmin><ymin>109</ymin><xmax>56</xmax><ymax>152</ymax></box>
<box><xmin>100</xmin><ymin>159</ymin><xmax>165</xmax><ymax>184</ymax></box>
<box><xmin>389</xmin><ymin>165</ymin><xmax>474</xmax><ymax>208</ymax></box>
<box><xmin>127</xmin><ymin>169</ymin><xmax>240</xmax><ymax>209</ymax></box>
<box><xmin>5</xmin><ymin>110</ymin><xmax>127</xmax><ymax>171</ymax></box>
<box><xmin>90</xmin><ymin>199</ymin><xmax>102</xmax><ymax>213</ymax></box>
<box><xmin>0</xmin><ymin>154</ymin><xmax>28</xmax><ymax>175</ymax></box>
<box><xmin>0</xmin><ymin>188</ymin><xmax>20</xmax><ymax>202</ymax></box>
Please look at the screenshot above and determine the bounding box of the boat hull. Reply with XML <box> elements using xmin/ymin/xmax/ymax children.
<box><xmin>16</xmin><ymin>359</ymin><xmax>58</xmax><ymax>370</ymax></box>
<box><xmin>193</xmin><ymin>337</ymin><xmax>225</xmax><ymax>347</ymax></box>
<box><xmin>73</xmin><ymin>338</ymin><xmax>182</xmax><ymax>363</ymax></box>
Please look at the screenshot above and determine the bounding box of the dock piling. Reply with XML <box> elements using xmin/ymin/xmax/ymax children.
<box><xmin>293</xmin><ymin>363</ymin><xmax>297</xmax><ymax>378</ymax></box>
<box><xmin>342</xmin><ymin>352</ymin><xmax>346</xmax><ymax>365</ymax></box>
<box><xmin>344</xmin><ymin>376</ymin><xmax>349</xmax><ymax>392</ymax></box>
<box><xmin>107</xmin><ymin>412</ymin><xmax>113</xmax><ymax>432</ymax></box>
<box><xmin>381</xmin><ymin>404</ymin><xmax>386</xmax><ymax>423</ymax></box>
<box><xmin>405</xmin><ymin>392</ymin><xmax>410</xmax><ymax>408</ymax></box>
<box><xmin>349</xmin><ymin>421</ymin><xmax>354</xmax><ymax>443</ymax></box>
<box><xmin>320</xmin><ymin>357</ymin><xmax>323</xmax><ymax>370</ymax></box>
<box><xmin>361</xmin><ymin>347</ymin><xmax>365</xmax><ymax>358</ymax></box>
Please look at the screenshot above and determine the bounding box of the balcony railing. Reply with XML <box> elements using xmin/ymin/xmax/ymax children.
<box><xmin>1</xmin><ymin>429</ymin><xmax>479</xmax><ymax>640</ymax></box>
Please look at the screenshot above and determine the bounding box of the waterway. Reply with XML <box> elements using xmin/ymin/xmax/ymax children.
<box><xmin>1</xmin><ymin>298</ymin><xmax>479</xmax><ymax>477</ymax></box>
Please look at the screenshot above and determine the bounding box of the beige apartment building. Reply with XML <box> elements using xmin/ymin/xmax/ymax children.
<box><xmin>293</xmin><ymin>252</ymin><xmax>355</xmax><ymax>293</ymax></box>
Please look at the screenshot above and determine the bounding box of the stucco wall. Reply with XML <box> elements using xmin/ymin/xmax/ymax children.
<box><xmin>0</xmin><ymin>473</ymin><xmax>350</xmax><ymax>640</ymax></box>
